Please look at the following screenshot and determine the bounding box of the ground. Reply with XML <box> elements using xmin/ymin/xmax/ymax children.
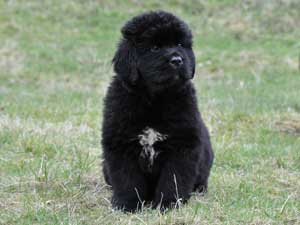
<box><xmin>0</xmin><ymin>0</ymin><xmax>300</xmax><ymax>224</ymax></box>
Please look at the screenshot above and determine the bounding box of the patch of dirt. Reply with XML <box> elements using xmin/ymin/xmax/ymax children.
<box><xmin>275</xmin><ymin>119</ymin><xmax>300</xmax><ymax>135</ymax></box>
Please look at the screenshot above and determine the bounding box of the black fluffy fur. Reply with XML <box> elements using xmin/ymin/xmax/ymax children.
<box><xmin>102</xmin><ymin>11</ymin><xmax>214</xmax><ymax>212</ymax></box>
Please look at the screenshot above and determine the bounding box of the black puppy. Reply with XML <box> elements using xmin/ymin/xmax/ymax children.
<box><xmin>102</xmin><ymin>11</ymin><xmax>214</xmax><ymax>212</ymax></box>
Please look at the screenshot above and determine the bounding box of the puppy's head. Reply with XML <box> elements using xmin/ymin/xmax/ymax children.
<box><xmin>113</xmin><ymin>11</ymin><xmax>195</xmax><ymax>94</ymax></box>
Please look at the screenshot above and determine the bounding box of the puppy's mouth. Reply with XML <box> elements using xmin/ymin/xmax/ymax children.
<box><xmin>152</xmin><ymin>66</ymin><xmax>188</xmax><ymax>84</ymax></box>
<box><xmin>153</xmin><ymin>71</ymin><xmax>192</xmax><ymax>85</ymax></box>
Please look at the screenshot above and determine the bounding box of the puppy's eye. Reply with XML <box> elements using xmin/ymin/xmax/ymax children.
<box><xmin>151</xmin><ymin>46</ymin><xmax>160</xmax><ymax>52</ymax></box>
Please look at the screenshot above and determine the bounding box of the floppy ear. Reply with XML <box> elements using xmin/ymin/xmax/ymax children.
<box><xmin>191</xmin><ymin>60</ymin><xmax>195</xmax><ymax>79</ymax></box>
<box><xmin>189</xmin><ymin>49</ymin><xmax>196</xmax><ymax>79</ymax></box>
<box><xmin>112</xmin><ymin>40</ymin><xmax>139</xmax><ymax>86</ymax></box>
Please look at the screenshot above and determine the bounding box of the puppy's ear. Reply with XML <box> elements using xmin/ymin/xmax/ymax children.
<box><xmin>112</xmin><ymin>40</ymin><xmax>139</xmax><ymax>86</ymax></box>
<box><xmin>190</xmin><ymin>50</ymin><xmax>196</xmax><ymax>79</ymax></box>
<box><xmin>191</xmin><ymin>61</ymin><xmax>195</xmax><ymax>79</ymax></box>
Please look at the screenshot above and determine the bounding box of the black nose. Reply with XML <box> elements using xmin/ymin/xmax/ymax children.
<box><xmin>169</xmin><ymin>56</ymin><xmax>183</xmax><ymax>68</ymax></box>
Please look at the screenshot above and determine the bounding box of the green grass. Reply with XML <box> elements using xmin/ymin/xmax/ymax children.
<box><xmin>1</xmin><ymin>0</ymin><xmax>300</xmax><ymax>224</ymax></box>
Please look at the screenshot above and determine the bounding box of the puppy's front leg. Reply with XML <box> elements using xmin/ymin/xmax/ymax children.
<box><xmin>106</xmin><ymin>155</ymin><xmax>149</xmax><ymax>212</ymax></box>
<box><xmin>153</xmin><ymin>153</ymin><xmax>198</xmax><ymax>211</ymax></box>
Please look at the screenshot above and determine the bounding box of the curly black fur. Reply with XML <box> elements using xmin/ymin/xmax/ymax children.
<box><xmin>102</xmin><ymin>11</ymin><xmax>214</xmax><ymax>212</ymax></box>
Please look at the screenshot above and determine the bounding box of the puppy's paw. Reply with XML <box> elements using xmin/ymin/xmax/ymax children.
<box><xmin>112</xmin><ymin>196</ymin><xmax>142</xmax><ymax>212</ymax></box>
<box><xmin>194</xmin><ymin>184</ymin><xmax>207</xmax><ymax>194</ymax></box>
<box><xmin>153</xmin><ymin>196</ymin><xmax>184</xmax><ymax>212</ymax></box>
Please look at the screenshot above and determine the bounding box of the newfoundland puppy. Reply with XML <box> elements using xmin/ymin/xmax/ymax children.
<box><xmin>102</xmin><ymin>11</ymin><xmax>214</xmax><ymax>212</ymax></box>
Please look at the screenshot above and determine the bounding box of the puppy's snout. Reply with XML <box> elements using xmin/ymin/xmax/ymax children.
<box><xmin>169</xmin><ymin>56</ymin><xmax>183</xmax><ymax>68</ymax></box>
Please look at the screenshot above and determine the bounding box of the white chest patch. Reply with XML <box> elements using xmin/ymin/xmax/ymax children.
<box><xmin>138</xmin><ymin>127</ymin><xmax>167</xmax><ymax>170</ymax></box>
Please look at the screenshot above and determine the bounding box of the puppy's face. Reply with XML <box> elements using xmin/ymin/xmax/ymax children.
<box><xmin>113</xmin><ymin>11</ymin><xmax>195</xmax><ymax>94</ymax></box>
<box><xmin>136</xmin><ymin>26</ymin><xmax>195</xmax><ymax>93</ymax></box>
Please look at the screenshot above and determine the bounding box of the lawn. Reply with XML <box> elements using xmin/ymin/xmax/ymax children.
<box><xmin>0</xmin><ymin>0</ymin><xmax>299</xmax><ymax>224</ymax></box>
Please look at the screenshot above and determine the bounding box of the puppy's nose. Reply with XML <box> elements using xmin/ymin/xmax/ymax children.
<box><xmin>169</xmin><ymin>56</ymin><xmax>183</xmax><ymax>68</ymax></box>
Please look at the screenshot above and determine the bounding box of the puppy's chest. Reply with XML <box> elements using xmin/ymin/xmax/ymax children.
<box><xmin>138</xmin><ymin>127</ymin><xmax>168</xmax><ymax>173</ymax></box>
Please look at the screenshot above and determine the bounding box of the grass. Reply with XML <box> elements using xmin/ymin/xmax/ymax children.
<box><xmin>0</xmin><ymin>0</ymin><xmax>300</xmax><ymax>224</ymax></box>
